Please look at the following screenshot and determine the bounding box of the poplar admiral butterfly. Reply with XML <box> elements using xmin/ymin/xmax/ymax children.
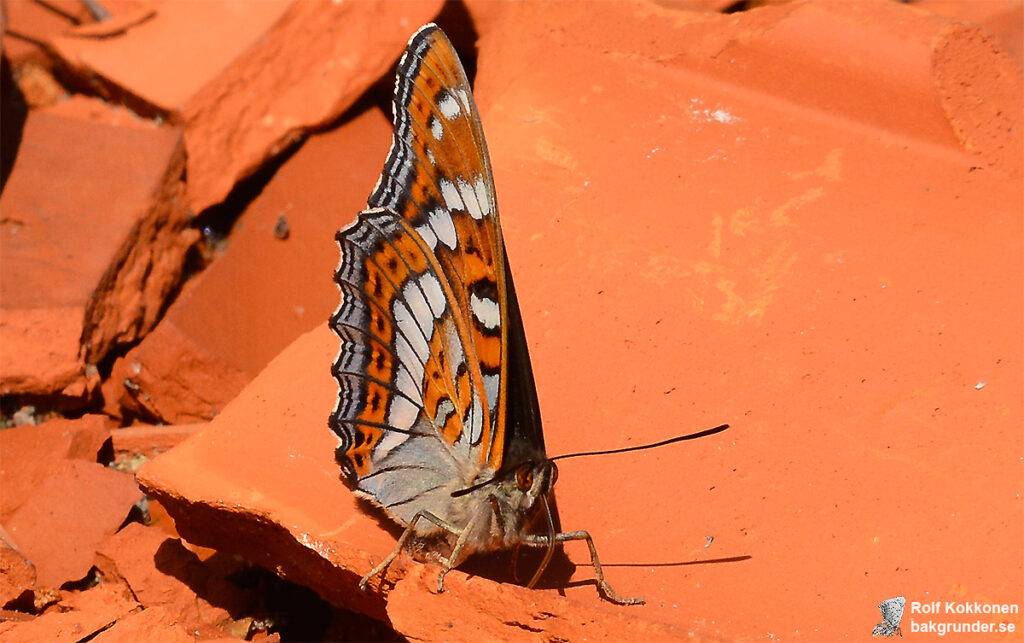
<box><xmin>328</xmin><ymin>23</ymin><xmax>643</xmax><ymax>605</ymax></box>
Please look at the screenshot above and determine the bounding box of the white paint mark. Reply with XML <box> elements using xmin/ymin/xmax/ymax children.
<box><xmin>470</xmin><ymin>293</ymin><xmax>500</xmax><ymax>330</ymax></box>
<box><xmin>711</xmin><ymin>109</ymin><xmax>737</xmax><ymax>124</ymax></box>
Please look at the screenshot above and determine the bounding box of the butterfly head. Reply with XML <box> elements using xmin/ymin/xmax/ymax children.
<box><xmin>487</xmin><ymin>459</ymin><xmax>559</xmax><ymax>545</ymax></box>
<box><xmin>450</xmin><ymin>458</ymin><xmax>559</xmax><ymax>538</ymax></box>
<box><xmin>510</xmin><ymin>458</ymin><xmax>558</xmax><ymax>502</ymax></box>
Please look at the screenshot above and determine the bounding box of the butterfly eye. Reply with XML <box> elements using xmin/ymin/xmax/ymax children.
<box><xmin>515</xmin><ymin>465</ymin><xmax>534</xmax><ymax>491</ymax></box>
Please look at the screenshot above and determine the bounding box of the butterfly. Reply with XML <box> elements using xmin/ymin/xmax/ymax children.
<box><xmin>328</xmin><ymin>23</ymin><xmax>642</xmax><ymax>605</ymax></box>
<box><xmin>872</xmin><ymin>596</ymin><xmax>906</xmax><ymax>637</ymax></box>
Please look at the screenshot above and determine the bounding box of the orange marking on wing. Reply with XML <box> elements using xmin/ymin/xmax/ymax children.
<box><xmin>366</xmin><ymin>304</ymin><xmax>393</xmax><ymax>348</ymax></box>
<box><xmin>357</xmin><ymin>380</ymin><xmax>391</xmax><ymax>425</ymax></box>
<box><xmin>347</xmin><ymin>425</ymin><xmax>381</xmax><ymax>477</ymax></box>
<box><xmin>475</xmin><ymin>333</ymin><xmax>501</xmax><ymax>371</ymax></box>
<box><xmin>373</xmin><ymin>241</ymin><xmax>411</xmax><ymax>285</ymax></box>
<box><xmin>420</xmin><ymin>331</ymin><xmax>448</xmax><ymax>419</ymax></box>
<box><xmin>356</xmin><ymin>333</ymin><xmax>392</xmax><ymax>386</ymax></box>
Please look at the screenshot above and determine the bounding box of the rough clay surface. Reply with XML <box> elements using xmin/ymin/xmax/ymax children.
<box><xmin>104</xmin><ymin>108</ymin><xmax>394</xmax><ymax>423</ymax></box>
<box><xmin>47</xmin><ymin>0</ymin><xmax>444</xmax><ymax>213</ymax></box>
<box><xmin>2</xmin><ymin>0</ymin><xmax>1021</xmax><ymax>641</ymax></box>
<box><xmin>1</xmin><ymin>95</ymin><xmax>190</xmax><ymax>394</ymax></box>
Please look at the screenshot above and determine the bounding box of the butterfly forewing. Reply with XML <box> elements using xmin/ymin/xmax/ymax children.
<box><xmin>330</xmin><ymin>24</ymin><xmax>525</xmax><ymax>522</ymax></box>
<box><xmin>368</xmin><ymin>25</ymin><xmax>510</xmax><ymax>469</ymax></box>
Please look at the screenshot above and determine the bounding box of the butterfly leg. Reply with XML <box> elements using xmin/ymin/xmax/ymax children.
<box><xmin>434</xmin><ymin>497</ymin><xmax>499</xmax><ymax>593</ymax></box>
<box><xmin>359</xmin><ymin>510</ymin><xmax>460</xmax><ymax>591</ymax></box>
<box><xmin>523</xmin><ymin>530</ymin><xmax>645</xmax><ymax>605</ymax></box>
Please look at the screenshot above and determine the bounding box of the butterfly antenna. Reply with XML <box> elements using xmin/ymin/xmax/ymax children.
<box><xmin>450</xmin><ymin>424</ymin><xmax>729</xmax><ymax>498</ymax></box>
<box><xmin>549</xmin><ymin>423</ymin><xmax>729</xmax><ymax>462</ymax></box>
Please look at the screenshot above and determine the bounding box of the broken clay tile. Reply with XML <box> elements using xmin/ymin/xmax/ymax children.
<box><xmin>107</xmin><ymin>107</ymin><xmax>392</xmax><ymax>423</ymax></box>
<box><xmin>385</xmin><ymin>566</ymin><xmax>724</xmax><ymax>643</ymax></box>
<box><xmin>137</xmin><ymin>325</ymin><xmax>710</xmax><ymax>638</ymax></box>
<box><xmin>178</xmin><ymin>0</ymin><xmax>443</xmax><ymax>214</ymax></box>
<box><xmin>0</xmin><ymin>0</ymin><xmax>93</xmax><ymax>63</ymax></box>
<box><xmin>138</xmin><ymin>2</ymin><xmax>1018</xmax><ymax>640</ymax></box>
<box><xmin>89</xmin><ymin>606</ymin><xmax>194</xmax><ymax>643</ymax></box>
<box><xmin>48</xmin><ymin>0</ymin><xmax>443</xmax><ymax>214</ymax></box>
<box><xmin>0</xmin><ymin>95</ymin><xmax>192</xmax><ymax>396</ymax></box>
<box><xmin>914</xmin><ymin>0</ymin><xmax>1024</xmax><ymax>70</ymax></box>
<box><xmin>136</xmin><ymin>326</ymin><xmax>411</xmax><ymax>625</ymax></box>
<box><xmin>476</xmin><ymin>2</ymin><xmax>1021</xmax><ymax>638</ymax></box>
<box><xmin>110</xmin><ymin>423</ymin><xmax>203</xmax><ymax>462</ymax></box>
<box><xmin>0</xmin><ymin>581</ymin><xmax>138</xmax><ymax>643</ymax></box>
<box><xmin>94</xmin><ymin>522</ymin><xmax>241</xmax><ymax>638</ymax></box>
<box><xmin>0</xmin><ymin>524</ymin><xmax>36</xmax><ymax>607</ymax></box>
<box><xmin>0</xmin><ymin>307</ymin><xmax>94</xmax><ymax>401</ymax></box>
<box><xmin>103</xmin><ymin>315</ymin><xmax>252</xmax><ymax>423</ymax></box>
<box><xmin>64</xmin><ymin>6</ymin><xmax>157</xmax><ymax>40</ymax></box>
<box><xmin>5</xmin><ymin>460</ymin><xmax>142</xmax><ymax>588</ymax></box>
<box><xmin>0</xmin><ymin>414</ymin><xmax>112</xmax><ymax>521</ymax></box>
<box><xmin>47</xmin><ymin>1</ymin><xmax>293</xmax><ymax>116</ymax></box>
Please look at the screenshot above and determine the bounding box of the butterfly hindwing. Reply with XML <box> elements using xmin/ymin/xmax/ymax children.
<box><xmin>332</xmin><ymin>206</ymin><xmax>481</xmax><ymax>479</ymax></box>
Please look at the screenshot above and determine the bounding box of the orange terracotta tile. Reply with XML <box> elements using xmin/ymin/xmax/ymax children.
<box><xmin>0</xmin><ymin>582</ymin><xmax>137</xmax><ymax>643</ymax></box>
<box><xmin>106</xmin><ymin>108</ymin><xmax>393</xmax><ymax>423</ymax></box>
<box><xmin>0</xmin><ymin>524</ymin><xmax>36</xmax><ymax>607</ymax></box>
<box><xmin>110</xmin><ymin>423</ymin><xmax>202</xmax><ymax>462</ymax></box>
<box><xmin>0</xmin><ymin>415</ymin><xmax>112</xmax><ymax>521</ymax></box>
<box><xmin>138</xmin><ymin>1</ymin><xmax>1022</xmax><ymax>640</ymax></box>
<box><xmin>94</xmin><ymin>522</ymin><xmax>244</xmax><ymax>638</ymax></box>
<box><xmin>914</xmin><ymin>0</ymin><xmax>1023</xmax><ymax>70</ymax></box>
<box><xmin>47</xmin><ymin>0</ymin><xmax>444</xmax><ymax>213</ymax></box>
<box><xmin>1</xmin><ymin>0</ymin><xmax>92</xmax><ymax>62</ymax></box>
<box><xmin>89</xmin><ymin>606</ymin><xmax>194</xmax><ymax>643</ymax></box>
<box><xmin>0</xmin><ymin>96</ymin><xmax>189</xmax><ymax>397</ymax></box>
<box><xmin>6</xmin><ymin>460</ymin><xmax>141</xmax><ymax>588</ymax></box>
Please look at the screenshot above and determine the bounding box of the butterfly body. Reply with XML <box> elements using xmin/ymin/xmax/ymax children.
<box><xmin>329</xmin><ymin>23</ymin><xmax>641</xmax><ymax>605</ymax></box>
